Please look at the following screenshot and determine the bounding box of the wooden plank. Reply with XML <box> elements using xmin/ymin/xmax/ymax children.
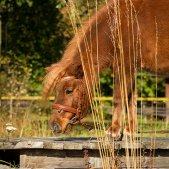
<box><xmin>19</xmin><ymin>149</ymin><xmax>169</xmax><ymax>168</ymax></box>
<box><xmin>20</xmin><ymin>149</ymin><xmax>86</xmax><ymax>168</ymax></box>
<box><xmin>43</xmin><ymin>141</ymin><xmax>64</xmax><ymax>150</ymax></box>
<box><xmin>82</xmin><ymin>141</ymin><xmax>99</xmax><ymax>150</ymax></box>
<box><xmin>119</xmin><ymin>156</ymin><xmax>169</xmax><ymax>168</ymax></box>
<box><xmin>139</xmin><ymin>137</ymin><xmax>169</xmax><ymax>149</ymax></box>
<box><xmin>121</xmin><ymin>141</ymin><xmax>143</xmax><ymax>149</ymax></box>
<box><xmin>15</xmin><ymin>141</ymin><xmax>43</xmax><ymax>149</ymax></box>
<box><xmin>20</xmin><ymin>155</ymin><xmax>86</xmax><ymax>168</ymax></box>
<box><xmin>0</xmin><ymin>137</ymin><xmax>169</xmax><ymax>150</ymax></box>
<box><xmin>1</xmin><ymin>137</ymin><xmax>169</xmax><ymax>168</ymax></box>
<box><xmin>0</xmin><ymin>142</ymin><xmax>15</xmax><ymax>149</ymax></box>
<box><xmin>63</xmin><ymin>142</ymin><xmax>83</xmax><ymax>150</ymax></box>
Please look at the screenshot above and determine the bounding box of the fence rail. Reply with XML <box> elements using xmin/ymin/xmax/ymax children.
<box><xmin>1</xmin><ymin>96</ymin><xmax>169</xmax><ymax>102</ymax></box>
<box><xmin>1</xmin><ymin>96</ymin><xmax>169</xmax><ymax>118</ymax></box>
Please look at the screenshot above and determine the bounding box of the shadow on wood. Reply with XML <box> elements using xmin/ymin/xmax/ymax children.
<box><xmin>0</xmin><ymin>137</ymin><xmax>169</xmax><ymax>168</ymax></box>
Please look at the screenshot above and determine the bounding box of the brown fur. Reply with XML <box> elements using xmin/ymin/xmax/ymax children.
<box><xmin>44</xmin><ymin>0</ymin><xmax>169</xmax><ymax>137</ymax></box>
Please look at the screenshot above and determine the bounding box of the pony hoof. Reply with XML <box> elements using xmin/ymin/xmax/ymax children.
<box><xmin>123</xmin><ymin>128</ymin><xmax>139</xmax><ymax>140</ymax></box>
<box><xmin>123</xmin><ymin>128</ymin><xmax>131</xmax><ymax>136</ymax></box>
<box><xmin>105</xmin><ymin>130</ymin><xmax>123</xmax><ymax>141</ymax></box>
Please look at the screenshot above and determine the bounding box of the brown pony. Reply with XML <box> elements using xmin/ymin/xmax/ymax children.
<box><xmin>43</xmin><ymin>0</ymin><xmax>169</xmax><ymax>139</ymax></box>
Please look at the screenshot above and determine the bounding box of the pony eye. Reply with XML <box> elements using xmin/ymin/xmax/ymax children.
<box><xmin>65</xmin><ymin>89</ymin><xmax>73</xmax><ymax>94</ymax></box>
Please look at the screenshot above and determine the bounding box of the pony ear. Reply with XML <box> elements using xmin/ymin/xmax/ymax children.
<box><xmin>74</xmin><ymin>65</ymin><xmax>84</xmax><ymax>79</ymax></box>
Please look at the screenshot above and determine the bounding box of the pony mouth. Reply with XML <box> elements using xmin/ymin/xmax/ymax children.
<box><xmin>51</xmin><ymin>123</ymin><xmax>72</xmax><ymax>135</ymax></box>
<box><xmin>61</xmin><ymin>123</ymin><xmax>72</xmax><ymax>134</ymax></box>
<box><xmin>50</xmin><ymin>129</ymin><xmax>61</xmax><ymax>135</ymax></box>
<box><xmin>49</xmin><ymin>121</ymin><xmax>62</xmax><ymax>134</ymax></box>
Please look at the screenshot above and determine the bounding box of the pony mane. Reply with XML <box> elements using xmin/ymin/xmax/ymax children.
<box><xmin>43</xmin><ymin>63</ymin><xmax>66</xmax><ymax>98</ymax></box>
<box><xmin>43</xmin><ymin>3</ymin><xmax>110</xmax><ymax>98</ymax></box>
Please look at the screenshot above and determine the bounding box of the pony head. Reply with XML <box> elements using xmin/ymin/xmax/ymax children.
<box><xmin>43</xmin><ymin>63</ymin><xmax>89</xmax><ymax>134</ymax></box>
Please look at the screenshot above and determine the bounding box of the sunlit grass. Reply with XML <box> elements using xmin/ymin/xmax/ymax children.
<box><xmin>0</xmin><ymin>111</ymin><xmax>51</xmax><ymax>138</ymax></box>
<box><xmin>0</xmin><ymin>109</ymin><xmax>169</xmax><ymax>138</ymax></box>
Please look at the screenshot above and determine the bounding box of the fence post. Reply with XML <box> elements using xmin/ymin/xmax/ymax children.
<box><xmin>0</xmin><ymin>10</ymin><xmax>2</xmax><ymax>56</ymax></box>
<box><xmin>165</xmin><ymin>78</ymin><xmax>169</xmax><ymax>124</ymax></box>
<box><xmin>0</xmin><ymin>12</ymin><xmax>2</xmax><ymax>111</ymax></box>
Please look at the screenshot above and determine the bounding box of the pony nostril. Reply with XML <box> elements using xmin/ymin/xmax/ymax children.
<box><xmin>48</xmin><ymin>121</ymin><xmax>61</xmax><ymax>132</ymax></box>
<box><xmin>53</xmin><ymin>123</ymin><xmax>61</xmax><ymax>133</ymax></box>
<box><xmin>53</xmin><ymin>123</ymin><xmax>60</xmax><ymax>130</ymax></box>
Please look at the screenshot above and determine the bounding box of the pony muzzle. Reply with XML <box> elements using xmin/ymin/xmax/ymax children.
<box><xmin>48</xmin><ymin>121</ymin><xmax>62</xmax><ymax>134</ymax></box>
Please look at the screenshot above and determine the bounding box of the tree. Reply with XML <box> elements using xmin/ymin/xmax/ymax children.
<box><xmin>0</xmin><ymin>0</ymin><xmax>71</xmax><ymax>94</ymax></box>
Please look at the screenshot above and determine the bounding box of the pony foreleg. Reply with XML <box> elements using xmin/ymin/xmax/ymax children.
<box><xmin>106</xmin><ymin>102</ymin><xmax>123</xmax><ymax>140</ymax></box>
<box><xmin>106</xmin><ymin>81</ymin><xmax>123</xmax><ymax>140</ymax></box>
<box><xmin>106</xmin><ymin>74</ymin><xmax>136</xmax><ymax>140</ymax></box>
<box><xmin>124</xmin><ymin>88</ymin><xmax>137</xmax><ymax>136</ymax></box>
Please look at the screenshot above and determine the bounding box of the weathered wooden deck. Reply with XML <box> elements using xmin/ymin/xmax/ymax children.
<box><xmin>0</xmin><ymin>137</ymin><xmax>169</xmax><ymax>168</ymax></box>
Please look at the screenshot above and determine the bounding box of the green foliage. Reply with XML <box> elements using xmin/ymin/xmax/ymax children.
<box><xmin>137</xmin><ymin>72</ymin><xmax>165</xmax><ymax>97</ymax></box>
<box><xmin>99</xmin><ymin>69</ymin><xmax>165</xmax><ymax>97</ymax></box>
<box><xmin>0</xmin><ymin>0</ymin><xmax>72</xmax><ymax>95</ymax></box>
<box><xmin>0</xmin><ymin>53</ymin><xmax>32</xmax><ymax>96</ymax></box>
<box><xmin>1</xmin><ymin>0</ymin><xmax>67</xmax><ymax>65</ymax></box>
<box><xmin>100</xmin><ymin>68</ymin><xmax>113</xmax><ymax>96</ymax></box>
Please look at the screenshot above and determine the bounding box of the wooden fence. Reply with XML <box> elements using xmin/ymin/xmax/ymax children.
<box><xmin>1</xmin><ymin>137</ymin><xmax>169</xmax><ymax>168</ymax></box>
<box><xmin>1</xmin><ymin>96</ymin><xmax>169</xmax><ymax>102</ymax></box>
<box><xmin>1</xmin><ymin>96</ymin><xmax>169</xmax><ymax>119</ymax></box>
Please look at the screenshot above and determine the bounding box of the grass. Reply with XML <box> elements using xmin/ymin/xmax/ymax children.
<box><xmin>0</xmin><ymin>103</ymin><xmax>168</xmax><ymax>169</ymax></box>
<box><xmin>0</xmin><ymin>109</ymin><xmax>51</xmax><ymax>138</ymax></box>
<box><xmin>1</xmin><ymin>107</ymin><xmax>169</xmax><ymax>138</ymax></box>
<box><xmin>0</xmin><ymin>99</ymin><xmax>169</xmax><ymax>138</ymax></box>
